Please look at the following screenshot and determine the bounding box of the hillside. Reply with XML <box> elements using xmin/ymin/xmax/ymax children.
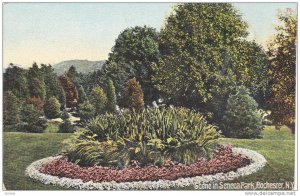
<box><xmin>53</xmin><ymin>60</ymin><xmax>106</xmax><ymax>75</ymax></box>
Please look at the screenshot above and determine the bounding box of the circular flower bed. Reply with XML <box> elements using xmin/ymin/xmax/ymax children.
<box><xmin>25</xmin><ymin>147</ymin><xmax>267</xmax><ymax>190</ymax></box>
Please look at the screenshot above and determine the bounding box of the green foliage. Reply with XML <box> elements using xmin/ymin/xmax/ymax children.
<box><xmin>28</xmin><ymin>63</ymin><xmax>46</xmax><ymax>101</ymax></box>
<box><xmin>104</xmin><ymin>26</ymin><xmax>160</xmax><ymax>104</ymax></box>
<box><xmin>26</xmin><ymin>96</ymin><xmax>44</xmax><ymax>110</ymax></box>
<box><xmin>77</xmin><ymin>85</ymin><xmax>87</xmax><ymax>104</ymax></box>
<box><xmin>3</xmin><ymin>64</ymin><xmax>28</xmax><ymax>99</ymax></box>
<box><xmin>61</xmin><ymin>110</ymin><xmax>70</xmax><ymax>120</ymax></box>
<box><xmin>59</xmin><ymin>75</ymin><xmax>78</xmax><ymax>108</ymax></box>
<box><xmin>3</xmin><ymin>91</ymin><xmax>21</xmax><ymax>126</ymax></box>
<box><xmin>121</xmin><ymin>77</ymin><xmax>144</xmax><ymax>111</ymax></box>
<box><xmin>64</xmin><ymin>107</ymin><xmax>221</xmax><ymax>167</ymax></box>
<box><xmin>90</xmin><ymin>86</ymin><xmax>107</xmax><ymax>114</ymax></box>
<box><xmin>40</xmin><ymin>64</ymin><xmax>66</xmax><ymax>107</ymax></box>
<box><xmin>153</xmin><ymin>3</ymin><xmax>269</xmax><ymax>112</ymax></box>
<box><xmin>223</xmin><ymin>86</ymin><xmax>263</xmax><ymax>139</ymax></box>
<box><xmin>106</xmin><ymin>79</ymin><xmax>117</xmax><ymax>113</ymax></box>
<box><xmin>67</xmin><ymin>65</ymin><xmax>79</xmax><ymax>81</ymax></box>
<box><xmin>21</xmin><ymin>104</ymin><xmax>47</xmax><ymax>133</ymax></box>
<box><xmin>78</xmin><ymin>101</ymin><xmax>96</xmax><ymax>122</ymax></box>
<box><xmin>59</xmin><ymin>111</ymin><xmax>74</xmax><ymax>133</ymax></box>
<box><xmin>267</xmin><ymin>10</ymin><xmax>296</xmax><ymax>133</ymax></box>
<box><xmin>44</xmin><ymin>97</ymin><xmax>61</xmax><ymax>119</ymax></box>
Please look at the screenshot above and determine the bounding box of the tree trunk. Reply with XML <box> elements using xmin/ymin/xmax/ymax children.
<box><xmin>287</xmin><ymin>124</ymin><xmax>295</xmax><ymax>134</ymax></box>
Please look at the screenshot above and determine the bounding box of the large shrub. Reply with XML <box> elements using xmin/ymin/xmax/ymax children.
<box><xmin>63</xmin><ymin>107</ymin><xmax>221</xmax><ymax>167</ymax></box>
<box><xmin>21</xmin><ymin>104</ymin><xmax>47</xmax><ymax>133</ymax></box>
<box><xmin>78</xmin><ymin>101</ymin><xmax>95</xmax><ymax>122</ymax></box>
<box><xmin>59</xmin><ymin>110</ymin><xmax>74</xmax><ymax>133</ymax></box>
<box><xmin>222</xmin><ymin>86</ymin><xmax>263</xmax><ymax>139</ymax></box>
<box><xmin>44</xmin><ymin>96</ymin><xmax>61</xmax><ymax>119</ymax></box>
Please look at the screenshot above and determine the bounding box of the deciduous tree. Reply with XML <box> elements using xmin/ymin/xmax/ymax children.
<box><xmin>267</xmin><ymin>10</ymin><xmax>296</xmax><ymax>133</ymax></box>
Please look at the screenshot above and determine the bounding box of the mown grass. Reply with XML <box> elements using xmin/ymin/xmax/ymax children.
<box><xmin>44</xmin><ymin>121</ymin><xmax>60</xmax><ymax>133</ymax></box>
<box><xmin>221</xmin><ymin>126</ymin><xmax>295</xmax><ymax>185</ymax></box>
<box><xmin>3</xmin><ymin>126</ymin><xmax>295</xmax><ymax>190</ymax></box>
<box><xmin>3</xmin><ymin>132</ymin><xmax>72</xmax><ymax>190</ymax></box>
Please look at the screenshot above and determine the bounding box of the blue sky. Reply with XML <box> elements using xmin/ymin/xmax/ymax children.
<box><xmin>3</xmin><ymin>2</ymin><xmax>297</xmax><ymax>68</ymax></box>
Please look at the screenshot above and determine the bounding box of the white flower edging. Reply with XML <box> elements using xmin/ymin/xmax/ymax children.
<box><xmin>25</xmin><ymin>148</ymin><xmax>267</xmax><ymax>190</ymax></box>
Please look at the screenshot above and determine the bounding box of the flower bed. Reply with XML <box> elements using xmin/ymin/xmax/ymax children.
<box><xmin>25</xmin><ymin>147</ymin><xmax>267</xmax><ymax>190</ymax></box>
<box><xmin>39</xmin><ymin>145</ymin><xmax>249</xmax><ymax>182</ymax></box>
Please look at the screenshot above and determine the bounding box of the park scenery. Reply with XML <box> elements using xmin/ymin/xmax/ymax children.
<box><xmin>2</xmin><ymin>3</ymin><xmax>297</xmax><ymax>190</ymax></box>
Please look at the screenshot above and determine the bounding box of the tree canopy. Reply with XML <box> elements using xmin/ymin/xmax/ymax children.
<box><xmin>152</xmin><ymin>3</ymin><xmax>269</xmax><ymax>117</ymax></box>
<box><xmin>267</xmin><ymin>10</ymin><xmax>296</xmax><ymax>132</ymax></box>
<box><xmin>103</xmin><ymin>26</ymin><xmax>160</xmax><ymax>104</ymax></box>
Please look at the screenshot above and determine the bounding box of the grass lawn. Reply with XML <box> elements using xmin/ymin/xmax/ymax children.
<box><xmin>3</xmin><ymin>126</ymin><xmax>295</xmax><ymax>190</ymax></box>
<box><xmin>221</xmin><ymin>125</ymin><xmax>295</xmax><ymax>185</ymax></box>
<box><xmin>44</xmin><ymin>121</ymin><xmax>60</xmax><ymax>133</ymax></box>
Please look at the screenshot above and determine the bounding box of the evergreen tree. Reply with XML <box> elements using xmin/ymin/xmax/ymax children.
<box><xmin>26</xmin><ymin>96</ymin><xmax>44</xmax><ymax>110</ymax></box>
<box><xmin>21</xmin><ymin>104</ymin><xmax>47</xmax><ymax>133</ymax></box>
<box><xmin>58</xmin><ymin>110</ymin><xmax>74</xmax><ymax>133</ymax></box>
<box><xmin>40</xmin><ymin>64</ymin><xmax>66</xmax><ymax>107</ymax></box>
<box><xmin>78</xmin><ymin>101</ymin><xmax>96</xmax><ymax>122</ymax></box>
<box><xmin>28</xmin><ymin>63</ymin><xmax>46</xmax><ymax>101</ymax></box>
<box><xmin>3</xmin><ymin>64</ymin><xmax>28</xmax><ymax>99</ymax></box>
<box><xmin>78</xmin><ymin>85</ymin><xmax>87</xmax><ymax>104</ymax></box>
<box><xmin>106</xmin><ymin>79</ymin><xmax>117</xmax><ymax>113</ymax></box>
<box><xmin>223</xmin><ymin>86</ymin><xmax>263</xmax><ymax>139</ymax></box>
<box><xmin>3</xmin><ymin>91</ymin><xmax>21</xmax><ymax>126</ymax></box>
<box><xmin>59</xmin><ymin>75</ymin><xmax>78</xmax><ymax>108</ymax></box>
<box><xmin>121</xmin><ymin>77</ymin><xmax>144</xmax><ymax>111</ymax></box>
<box><xmin>67</xmin><ymin>65</ymin><xmax>79</xmax><ymax>81</ymax></box>
<box><xmin>90</xmin><ymin>86</ymin><xmax>107</xmax><ymax>114</ymax></box>
<box><xmin>44</xmin><ymin>96</ymin><xmax>61</xmax><ymax>119</ymax></box>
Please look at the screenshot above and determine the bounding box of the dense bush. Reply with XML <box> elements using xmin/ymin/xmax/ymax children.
<box><xmin>21</xmin><ymin>104</ymin><xmax>47</xmax><ymax>133</ymax></box>
<box><xmin>78</xmin><ymin>101</ymin><xmax>95</xmax><ymax>122</ymax></box>
<box><xmin>59</xmin><ymin>110</ymin><xmax>74</xmax><ymax>133</ymax></box>
<box><xmin>63</xmin><ymin>107</ymin><xmax>221</xmax><ymax>167</ymax></box>
<box><xmin>222</xmin><ymin>86</ymin><xmax>263</xmax><ymax>139</ymax></box>
<box><xmin>44</xmin><ymin>96</ymin><xmax>61</xmax><ymax>119</ymax></box>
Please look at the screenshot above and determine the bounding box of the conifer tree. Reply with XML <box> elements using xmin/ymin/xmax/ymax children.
<box><xmin>3</xmin><ymin>91</ymin><xmax>21</xmax><ymax>126</ymax></box>
<box><xmin>78</xmin><ymin>101</ymin><xmax>95</xmax><ymax>122</ymax></box>
<box><xmin>44</xmin><ymin>96</ymin><xmax>61</xmax><ymax>119</ymax></box>
<box><xmin>90</xmin><ymin>86</ymin><xmax>107</xmax><ymax>114</ymax></box>
<box><xmin>223</xmin><ymin>86</ymin><xmax>263</xmax><ymax>139</ymax></box>
<box><xmin>121</xmin><ymin>77</ymin><xmax>144</xmax><ymax>111</ymax></box>
<box><xmin>106</xmin><ymin>79</ymin><xmax>117</xmax><ymax>113</ymax></box>
<box><xmin>21</xmin><ymin>103</ymin><xmax>47</xmax><ymax>133</ymax></box>
<box><xmin>59</xmin><ymin>110</ymin><xmax>74</xmax><ymax>133</ymax></box>
<box><xmin>3</xmin><ymin>64</ymin><xmax>28</xmax><ymax>100</ymax></box>
<box><xmin>59</xmin><ymin>75</ymin><xmax>78</xmax><ymax>108</ymax></box>
<box><xmin>28</xmin><ymin>63</ymin><xmax>46</xmax><ymax>101</ymax></box>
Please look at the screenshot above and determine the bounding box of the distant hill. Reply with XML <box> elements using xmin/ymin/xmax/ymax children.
<box><xmin>53</xmin><ymin>60</ymin><xmax>106</xmax><ymax>75</ymax></box>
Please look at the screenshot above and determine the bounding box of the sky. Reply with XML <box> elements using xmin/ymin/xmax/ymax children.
<box><xmin>3</xmin><ymin>2</ymin><xmax>297</xmax><ymax>68</ymax></box>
